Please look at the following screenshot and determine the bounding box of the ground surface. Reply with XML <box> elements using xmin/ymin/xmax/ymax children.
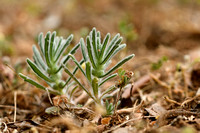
<box><xmin>0</xmin><ymin>0</ymin><xmax>200</xmax><ymax>132</ymax></box>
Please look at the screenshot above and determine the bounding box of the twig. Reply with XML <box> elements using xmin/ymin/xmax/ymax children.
<box><xmin>137</xmin><ymin>88</ymin><xmax>145</xmax><ymax>101</ymax></box>
<box><xmin>156</xmin><ymin>109</ymin><xmax>199</xmax><ymax>127</ymax></box>
<box><xmin>116</xmin><ymin>108</ymin><xmax>135</xmax><ymax>114</ymax></box>
<box><xmin>182</xmin><ymin>68</ymin><xmax>189</xmax><ymax>97</ymax></box>
<box><xmin>14</xmin><ymin>91</ymin><xmax>17</xmax><ymax>123</ymax></box>
<box><xmin>103</xmin><ymin>117</ymin><xmax>143</xmax><ymax>133</ymax></box>
<box><xmin>122</xmin><ymin>74</ymin><xmax>160</xmax><ymax>98</ymax></box>
<box><xmin>7</xmin><ymin>119</ymin><xmax>52</xmax><ymax>131</ymax></box>
<box><xmin>1</xmin><ymin>122</ymin><xmax>8</xmax><ymax>133</ymax></box>
<box><xmin>0</xmin><ymin>105</ymin><xmax>31</xmax><ymax>113</ymax></box>
<box><xmin>1</xmin><ymin>75</ymin><xmax>13</xmax><ymax>90</ymax></box>
<box><xmin>45</xmin><ymin>88</ymin><xmax>53</xmax><ymax>105</ymax></box>
<box><xmin>181</xmin><ymin>94</ymin><xmax>200</xmax><ymax>108</ymax></box>
<box><xmin>132</xmin><ymin>99</ymin><xmax>138</xmax><ymax>113</ymax></box>
<box><xmin>163</xmin><ymin>95</ymin><xmax>181</xmax><ymax>106</ymax></box>
<box><xmin>84</xmin><ymin>98</ymin><xmax>93</xmax><ymax>107</ymax></box>
<box><xmin>69</xmin><ymin>106</ymin><xmax>96</xmax><ymax>115</ymax></box>
<box><xmin>4</xmin><ymin>63</ymin><xmax>16</xmax><ymax>75</ymax></box>
<box><xmin>150</xmin><ymin>73</ymin><xmax>169</xmax><ymax>89</ymax></box>
<box><xmin>150</xmin><ymin>73</ymin><xmax>172</xmax><ymax>98</ymax></box>
<box><xmin>114</xmin><ymin>86</ymin><xmax>122</xmax><ymax>114</ymax></box>
<box><xmin>116</xmin><ymin>100</ymin><xmax>144</xmax><ymax>115</ymax></box>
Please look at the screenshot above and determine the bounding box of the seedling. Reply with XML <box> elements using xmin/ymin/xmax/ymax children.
<box><xmin>119</xmin><ymin>19</ymin><xmax>138</xmax><ymax>42</ymax></box>
<box><xmin>114</xmin><ymin>68</ymin><xmax>133</xmax><ymax>113</ymax></box>
<box><xmin>19</xmin><ymin>31</ymin><xmax>81</xmax><ymax>94</ymax></box>
<box><xmin>151</xmin><ymin>56</ymin><xmax>168</xmax><ymax>70</ymax></box>
<box><xmin>63</xmin><ymin>28</ymin><xmax>134</xmax><ymax>106</ymax></box>
<box><xmin>105</xmin><ymin>100</ymin><xmax>114</xmax><ymax>115</ymax></box>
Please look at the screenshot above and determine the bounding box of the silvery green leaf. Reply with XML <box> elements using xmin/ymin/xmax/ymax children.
<box><xmin>19</xmin><ymin>74</ymin><xmax>60</xmax><ymax>94</ymax></box>
<box><xmin>96</xmin><ymin>36</ymin><xmax>101</xmax><ymax>57</ymax></box>
<box><xmin>100</xmin><ymin>54</ymin><xmax>135</xmax><ymax>78</ymax></box>
<box><xmin>53</xmin><ymin>37</ymin><xmax>63</xmax><ymax>58</ymax></box>
<box><xmin>44</xmin><ymin>31</ymin><xmax>51</xmax><ymax>67</ymax></box>
<box><xmin>54</xmin><ymin>34</ymin><xmax>73</xmax><ymax>62</ymax></box>
<box><xmin>80</xmin><ymin>38</ymin><xmax>88</xmax><ymax>62</ymax></box>
<box><xmin>19</xmin><ymin>73</ymin><xmax>46</xmax><ymax>90</ymax></box>
<box><xmin>99</xmin><ymin>33</ymin><xmax>110</xmax><ymax>60</ymax></box>
<box><xmin>104</xmin><ymin>33</ymin><xmax>120</xmax><ymax>55</ymax></box>
<box><xmin>104</xmin><ymin>60</ymin><xmax>112</xmax><ymax>70</ymax></box>
<box><xmin>105</xmin><ymin>44</ymin><xmax>126</xmax><ymax>64</ymax></box>
<box><xmin>92</xmin><ymin>77</ymin><xmax>99</xmax><ymax>98</ymax></box>
<box><xmin>33</xmin><ymin>56</ymin><xmax>43</xmax><ymax>71</ymax></box>
<box><xmin>97</xmin><ymin>31</ymin><xmax>101</xmax><ymax>49</ymax></box>
<box><xmin>60</xmin><ymin>43</ymin><xmax>80</xmax><ymax>64</ymax></box>
<box><xmin>69</xmin><ymin>43</ymin><xmax>80</xmax><ymax>55</ymax></box>
<box><xmin>62</xmin><ymin>64</ymin><xmax>96</xmax><ymax>101</ymax></box>
<box><xmin>49</xmin><ymin>31</ymin><xmax>56</xmax><ymax>61</ymax></box>
<box><xmin>97</xmin><ymin>31</ymin><xmax>101</xmax><ymax>38</ymax></box>
<box><xmin>86</xmin><ymin>36</ymin><xmax>96</xmax><ymax>68</ymax></box>
<box><xmin>70</xmin><ymin>85</ymin><xmax>78</xmax><ymax>100</ymax></box>
<box><xmin>56</xmin><ymin>43</ymin><xmax>80</xmax><ymax>73</ymax></box>
<box><xmin>63</xmin><ymin>59</ymin><xmax>84</xmax><ymax>87</ymax></box>
<box><xmin>62</xmin><ymin>43</ymin><xmax>80</xmax><ymax>64</ymax></box>
<box><xmin>69</xmin><ymin>54</ymin><xmax>86</xmax><ymax>76</ymax></box>
<box><xmin>85</xmin><ymin>61</ymin><xmax>92</xmax><ymax>83</ymax></box>
<box><xmin>99</xmin><ymin>73</ymin><xmax>117</xmax><ymax>87</ymax></box>
<box><xmin>101</xmin><ymin>44</ymin><xmax>119</xmax><ymax>65</ymax></box>
<box><xmin>101</xmin><ymin>37</ymin><xmax>123</xmax><ymax>65</ymax></box>
<box><xmin>100</xmin><ymin>85</ymin><xmax>116</xmax><ymax>100</ymax></box>
<box><xmin>52</xmin><ymin>36</ymin><xmax>59</xmax><ymax>53</ymax></box>
<box><xmin>27</xmin><ymin>58</ymin><xmax>53</xmax><ymax>82</ymax></box>
<box><xmin>38</xmin><ymin>33</ymin><xmax>44</xmax><ymax>55</ymax></box>
<box><xmin>103</xmin><ymin>37</ymin><xmax>123</xmax><ymax>63</ymax></box>
<box><xmin>91</xmin><ymin>28</ymin><xmax>98</xmax><ymax>59</ymax></box>
<box><xmin>33</xmin><ymin>45</ymin><xmax>47</xmax><ymax>70</ymax></box>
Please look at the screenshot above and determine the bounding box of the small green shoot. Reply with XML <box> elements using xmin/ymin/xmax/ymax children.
<box><xmin>119</xmin><ymin>19</ymin><xmax>138</xmax><ymax>42</ymax></box>
<box><xmin>105</xmin><ymin>100</ymin><xmax>114</xmax><ymax>116</ymax></box>
<box><xmin>113</xmin><ymin>68</ymin><xmax>133</xmax><ymax>113</ymax></box>
<box><xmin>151</xmin><ymin>56</ymin><xmax>168</xmax><ymax>70</ymax></box>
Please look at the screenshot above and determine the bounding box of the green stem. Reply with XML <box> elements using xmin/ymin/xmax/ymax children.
<box><xmin>114</xmin><ymin>86</ymin><xmax>122</xmax><ymax>114</ymax></box>
<box><xmin>62</xmin><ymin>64</ymin><xmax>98</xmax><ymax>103</ymax></box>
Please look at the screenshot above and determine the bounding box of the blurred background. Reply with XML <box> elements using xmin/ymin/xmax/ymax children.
<box><xmin>1</xmin><ymin>0</ymin><xmax>200</xmax><ymax>62</ymax></box>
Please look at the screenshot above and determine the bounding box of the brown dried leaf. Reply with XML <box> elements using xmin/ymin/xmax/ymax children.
<box><xmin>101</xmin><ymin>117</ymin><xmax>112</xmax><ymax>125</ymax></box>
<box><xmin>145</xmin><ymin>103</ymin><xmax>166</xmax><ymax>117</ymax></box>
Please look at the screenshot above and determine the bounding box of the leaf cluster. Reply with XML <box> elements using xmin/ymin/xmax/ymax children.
<box><xmin>19</xmin><ymin>32</ymin><xmax>80</xmax><ymax>94</ymax></box>
<box><xmin>63</xmin><ymin>28</ymin><xmax>134</xmax><ymax>104</ymax></box>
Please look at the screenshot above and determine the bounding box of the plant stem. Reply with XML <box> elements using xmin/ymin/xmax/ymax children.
<box><xmin>62</xmin><ymin>64</ymin><xmax>98</xmax><ymax>103</ymax></box>
<box><xmin>113</xmin><ymin>86</ymin><xmax>122</xmax><ymax>114</ymax></box>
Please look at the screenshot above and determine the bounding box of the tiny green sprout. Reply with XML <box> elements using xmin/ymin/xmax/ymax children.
<box><xmin>105</xmin><ymin>100</ymin><xmax>121</xmax><ymax>116</ymax></box>
<box><xmin>113</xmin><ymin>68</ymin><xmax>133</xmax><ymax>113</ymax></box>
<box><xmin>63</xmin><ymin>27</ymin><xmax>134</xmax><ymax>106</ymax></box>
<box><xmin>19</xmin><ymin>31</ymin><xmax>82</xmax><ymax>94</ymax></box>
<box><xmin>105</xmin><ymin>100</ymin><xmax>114</xmax><ymax>115</ymax></box>
<box><xmin>119</xmin><ymin>19</ymin><xmax>138</xmax><ymax>42</ymax></box>
<box><xmin>116</xmin><ymin>68</ymin><xmax>134</xmax><ymax>88</ymax></box>
<box><xmin>151</xmin><ymin>56</ymin><xmax>168</xmax><ymax>70</ymax></box>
